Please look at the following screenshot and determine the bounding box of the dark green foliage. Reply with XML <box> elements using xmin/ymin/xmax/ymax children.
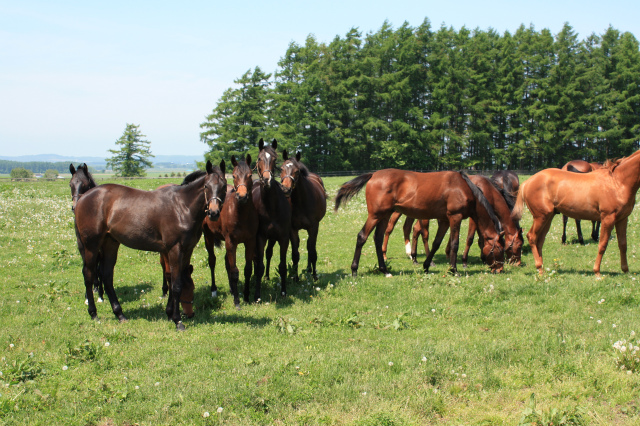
<box><xmin>203</xmin><ymin>21</ymin><xmax>640</xmax><ymax>172</ymax></box>
<box><xmin>9</xmin><ymin>167</ymin><xmax>33</xmax><ymax>179</ymax></box>
<box><xmin>0</xmin><ymin>160</ymin><xmax>71</xmax><ymax>174</ymax></box>
<box><xmin>106</xmin><ymin>123</ymin><xmax>154</xmax><ymax>177</ymax></box>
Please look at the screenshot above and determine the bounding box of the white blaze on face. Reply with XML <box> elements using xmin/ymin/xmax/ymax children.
<box><xmin>265</xmin><ymin>152</ymin><xmax>271</xmax><ymax>161</ymax></box>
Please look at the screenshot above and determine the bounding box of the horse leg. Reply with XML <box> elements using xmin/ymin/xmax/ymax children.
<box><xmin>306</xmin><ymin>225</ymin><xmax>320</xmax><ymax>280</ymax></box>
<box><xmin>401</xmin><ymin>216</ymin><xmax>415</xmax><ymax>259</ymax></box>
<box><xmin>374</xmin><ymin>215</ymin><xmax>392</xmax><ymax>277</ymax></box>
<box><xmin>413</xmin><ymin>219</ymin><xmax>431</xmax><ymax>265</ymax></box>
<box><xmin>100</xmin><ymin>237</ymin><xmax>127</xmax><ymax>322</ymax></box>
<box><xmin>160</xmin><ymin>255</ymin><xmax>169</xmax><ymax>297</ymax></box>
<box><xmin>278</xmin><ymin>236</ymin><xmax>289</xmax><ymax>297</ymax></box>
<box><xmin>94</xmin><ymin>250</ymin><xmax>105</xmax><ymax>302</ymax></box>
<box><xmin>243</xmin><ymin>238</ymin><xmax>256</xmax><ymax>302</ymax></box>
<box><xmin>166</xmin><ymin>249</ymin><xmax>186</xmax><ymax>330</ymax></box>
<box><xmin>462</xmin><ymin>218</ymin><xmax>477</xmax><ymax>268</ymax></box>
<box><xmin>592</xmin><ymin>221</ymin><xmax>600</xmax><ymax>242</ymax></box>
<box><xmin>593</xmin><ymin>216</ymin><xmax>615</xmax><ymax>276</ymax></box>
<box><xmin>351</xmin><ymin>215</ymin><xmax>379</xmax><ymax>277</ymax></box>
<box><xmin>265</xmin><ymin>238</ymin><xmax>276</xmax><ymax>280</ymax></box>
<box><xmin>290</xmin><ymin>230</ymin><xmax>301</xmax><ymax>282</ymax></box>
<box><xmin>615</xmin><ymin>219</ymin><xmax>629</xmax><ymax>273</ymax></box>
<box><xmin>447</xmin><ymin>215</ymin><xmax>463</xmax><ymax>274</ymax></box>
<box><xmin>576</xmin><ymin>219</ymin><xmax>585</xmax><ymax>245</ymax></box>
<box><xmin>382</xmin><ymin>211</ymin><xmax>402</xmax><ymax>261</ymax></box>
<box><xmin>423</xmin><ymin>220</ymin><xmax>449</xmax><ymax>273</ymax></box>
<box><xmin>526</xmin><ymin>214</ymin><xmax>554</xmax><ymax>274</ymax></box>
<box><xmin>180</xmin><ymin>265</ymin><xmax>195</xmax><ymax>319</ymax></box>
<box><xmin>224</xmin><ymin>240</ymin><xmax>241</xmax><ymax>308</ymax></box>
<box><xmin>80</xmin><ymin>247</ymin><xmax>99</xmax><ymax>320</ymax></box>
<box><xmin>203</xmin><ymin>227</ymin><xmax>218</xmax><ymax>298</ymax></box>
<box><xmin>252</xmin><ymin>234</ymin><xmax>267</xmax><ymax>303</ymax></box>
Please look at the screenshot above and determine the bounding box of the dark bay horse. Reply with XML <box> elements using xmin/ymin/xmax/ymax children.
<box><xmin>335</xmin><ymin>170</ymin><xmax>505</xmax><ymax>276</ymax></box>
<box><xmin>560</xmin><ymin>160</ymin><xmax>602</xmax><ymax>245</ymax></box>
<box><xmin>203</xmin><ymin>155</ymin><xmax>259</xmax><ymax>308</ymax></box>
<box><xmin>490</xmin><ymin>171</ymin><xmax>520</xmax><ymax>203</ymax></box>
<box><xmin>69</xmin><ymin>163</ymin><xmax>103</xmax><ymax>302</ymax></box>
<box><xmin>512</xmin><ymin>151</ymin><xmax>640</xmax><ymax>276</ymax></box>
<box><xmin>280</xmin><ymin>150</ymin><xmax>327</xmax><ymax>281</ymax></box>
<box><xmin>252</xmin><ymin>139</ymin><xmax>292</xmax><ymax>300</ymax></box>
<box><xmin>74</xmin><ymin>160</ymin><xmax>227</xmax><ymax>330</ymax></box>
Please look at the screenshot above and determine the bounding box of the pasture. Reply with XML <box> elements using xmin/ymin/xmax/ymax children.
<box><xmin>1</xmin><ymin>175</ymin><xmax>639</xmax><ymax>425</ymax></box>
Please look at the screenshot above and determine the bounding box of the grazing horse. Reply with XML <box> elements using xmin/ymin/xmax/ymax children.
<box><xmin>280</xmin><ymin>150</ymin><xmax>327</xmax><ymax>281</ymax></box>
<box><xmin>74</xmin><ymin>161</ymin><xmax>227</xmax><ymax>330</ymax></box>
<box><xmin>512</xmin><ymin>151</ymin><xmax>640</xmax><ymax>276</ymax></box>
<box><xmin>560</xmin><ymin>160</ymin><xmax>602</xmax><ymax>245</ymax></box>
<box><xmin>335</xmin><ymin>170</ymin><xmax>505</xmax><ymax>276</ymax></box>
<box><xmin>252</xmin><ymin>138</ymin><xmax>292</xmax><ymax>300</ymax></box>
<box><xmin>458</xmin><ymin>175</ymin><xmax>523</xmax><ymax>266</ymax></box>
<box><xmin>203</xmin><ymin>155</ymin><xmax>259</xmax><ymax>308</ymax></box>
<box><xmin>69</xmin><ymin>163</ymin><xmax>104</xmax><ymax>302</ymax></box>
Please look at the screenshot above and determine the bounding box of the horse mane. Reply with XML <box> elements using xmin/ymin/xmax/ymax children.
<box><xmin>181</xmin><ymin>170</ymin><xmax>206</xmax><ymax>185</ymax></box>
<box><xmin>603</xmin><ymin>158</ymin><xmax>623</xmax><ymax>172</ymax></box>
<box><xmin>460</xmin><ymin>172</ymin><xmax>503</xmax><ymax>233</ymax></box>
<box><xmin>488</xmin><ymin>177</ymin><xmax>516</xmax><ymax>211</ymax></box>
<box><xmin>82</xmin><ymin>168</ymin><xmax>98</xmax><ymax>189</ymax></box>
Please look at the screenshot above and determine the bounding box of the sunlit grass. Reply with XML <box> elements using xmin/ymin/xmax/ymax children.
<box><xmin>0</xmin><ymin>177</ymin><xmax>639</xmax><ymax>425</ymax></box>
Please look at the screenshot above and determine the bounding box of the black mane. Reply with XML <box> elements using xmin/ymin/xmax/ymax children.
<box><xmin>181</xmin><ymin>170</ymin><xmax>206</xmax><ymax>185</ymax></box>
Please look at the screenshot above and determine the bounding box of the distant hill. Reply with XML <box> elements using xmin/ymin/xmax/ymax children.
<box><xmin>0</xmin><ymin>154</ymin><xmax>205</xmax><ymax>172</ymax></box>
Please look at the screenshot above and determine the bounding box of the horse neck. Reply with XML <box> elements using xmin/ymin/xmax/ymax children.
<box><xmin>179</xmin><ymin>176</ymin><xmax>208</xmax><ymax>222</ymax></box>
<box><xmin>613</xmin><ymin>152</ymin><xmax>640</xmax><ymax>197</ymax></box>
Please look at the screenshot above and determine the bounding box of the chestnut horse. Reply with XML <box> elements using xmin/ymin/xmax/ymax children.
<box><xmin>512</xmin><ymin>151</ymin><xmax>640</xmax><ymax>275</ymax></box>
<box><xmin>280</xmin><ymin>150</ymin><xmax>327</xmax><ymax>281</ymax></box>
<box><xmin>560</xmin><ymin>160</ymin><xmax>602</xmax><ymax>245</ymax></box>
<box><xmin>203</xmin><ymin>155</ymin><xmax>259</xmax><ymax>308</ymax></box>
<box><xmin>335</xmin><ymin>170</ymin><xmax>505</xmax><ymax>276</ymax></box>
<box><xmin>252</xmin><ymin>139</ymin><xmax>292</xmax><ymax>300</ymax></box>
<box><xmin>74</xmin><ymin>161</ymin><xmax>227</xmax><ymax>330</ymax></box>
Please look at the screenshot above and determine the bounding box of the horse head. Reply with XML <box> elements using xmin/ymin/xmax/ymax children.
<box><xmin>480</xmin><ymin>232</ymin><xmax>505</xmax><ymax>274</ymax></box>
<box><xmin>257</xmin><ymin>138</ymin><xmax>278</xmax><ymax>188</ymax></box>
<box><xmin>205</xmin><ymin>160</ymin><xmax>227</xmax><ymax>221</ymax></box>
<box><xmin>280</xmin><ymin>150</ymin><xmax>302</xmax><ymax>197</ymax></box>
<box><xmin>69</xmin><ymin>163</ymin><xmax>95</xmax><ymax>212</ymax></box>
<box><xmin>231</xmin><ymin>154</ymin><xmax>253</xmax><ymax>204</ymax></box>
<box><xmin>506</xmin><ymin>227</ymin><xmax>524</xmax><ymax>266</ymax></box>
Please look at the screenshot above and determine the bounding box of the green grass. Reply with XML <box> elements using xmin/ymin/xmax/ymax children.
<box><xmin>1</xmin><ymin>176</ymin><xmax>640</xmax><ymax>425</ymax></box>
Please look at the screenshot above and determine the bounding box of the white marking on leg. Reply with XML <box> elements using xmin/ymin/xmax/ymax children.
<box><xmin>385</xmin><ymin>273</ymin><xmax>393</xmax><ymax>278</ymax></box>
<box><xmin>405</xmin><ymin>242</ymin><xmax>412</xmax><ymax>257</ymax></box>
<box><xmin>211</xmin><ymin>291</ymin><xmax>217</xmax><ymax>298</ymax></box>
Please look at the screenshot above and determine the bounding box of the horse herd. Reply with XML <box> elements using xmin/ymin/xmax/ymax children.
<box><xmin>68</xmin><ymin>141</ymin><xmax>640</xmax><ymax>330</ymax></box>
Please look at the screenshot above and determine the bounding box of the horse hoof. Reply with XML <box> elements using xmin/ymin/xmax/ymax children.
<box><xmin>313</xmin><ymin>274</ymin><xmax>319</xmax><ymax>281</ymax></box>
<box><xmin>281</xmin><ymin>291</ymin><xmax>286</xmax><ymax>297</ymax></box>
<box><xmin>98</xmin><ymin>297</ymin><xmax>104</xmax><ymax>303</ymax></box>
<box><xmin>91</xmin><ymin>313</ymin><xmax>98</xmax><ymax>320</ymax></box>
<box><xmin>235</xmin><ymin>304</ymin><xmax>241</xmax><ymax>310</ymax></box>
<box><xmin>85</xmin><ymin>299</ymin><xmax>89</xmax><ymax>306</ymax></box>
<box><xmin>118</xmin><ymin>315</ymin><xmax>128</xmax><ymax>323</ymax></box>
<box><xmin>211</xmin><ymin>291</ymin><xmax>218</xmax><ymax>298</ymax></box>
<box><xmin>176</xmin><ymin>321</ymin><xmax>186</xmax><ymax>331</ymax></box>
<box><xmin>385</xmin><ymin>273</ymin><xmax>392</xmax><ymax>278</ymax></box>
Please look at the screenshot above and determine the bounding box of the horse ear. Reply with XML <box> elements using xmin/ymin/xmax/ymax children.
<box><xmin>296</xmin><ymin>151</ymin><xmax>301</xmax><ymax>162</ymax></box>
<box><xmin>259</xmin><ymin>138</ymin><xmax>265</xmax><ymax>151</ymax></box>
<box><xmin>206</xmin><ymin>160</ymin><xmax>213</xmax><ymax>174</ymax></box>
<box><xmin>81</xmin><ymin>163</ymin><xmax>88</xmax><ymax>172</ymax></box>
<box><xmin>272</xmin><ymin>139</ymin><xmax>278</xmax><ymax>149</ymax></box>
<box><xmin>219</xmin><ymin>160</ymin><xmax>226</xmax><ymax>177</ymax></box>
<box><xmin>283</xmin><ymin>150</ymin><xmax>289</xmax><ymax>161</ymax></box>
<box><xmin>245</xmin><ymin>154</ymin><xmax>252</xmax><ymax>166</ymax></box>
<box><xmin>69</xmin><ymin>164</ymin><xmax>76</xmax><ymax>175</ymax></box>
<box><xmin>231</xmin><ymin>155</ymin><xmax>238</xmax><ymax>167</ymax></box>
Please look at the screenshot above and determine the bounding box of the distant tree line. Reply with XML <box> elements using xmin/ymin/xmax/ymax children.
<box><xmin>0</xmin><ymin>160</ymin><xmax>72</xmax><ymax>175</ymax></box>
<box><xmin>200</xmin><ymin>20</ymin><xmax>640</xmax><ymax>172</ymax></box>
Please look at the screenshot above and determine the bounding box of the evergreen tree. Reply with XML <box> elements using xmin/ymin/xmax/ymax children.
<box><xmin>106</xmin><ymin>124</ymin><xmax>154</xmax><ymax>177</ymax></box>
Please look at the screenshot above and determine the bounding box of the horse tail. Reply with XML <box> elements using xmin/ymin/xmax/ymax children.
<box><xmin>460</xmin><ymin>172</ymin><xmax>502</xmax><ymax>234</ymax></box>
<box><xmin>511</xmin><ymin>181</ymin><xmax>526</xmax><ymax>222</ymax></box>
<box><xmin>213</xmin><ymin>236</ymin><xmax>223</xmax><ymax>249</ymax></box>
<box><xmin>334</xmin><ymin>173</ymin><xmax>374</xmax><ymax>211</ymax></box>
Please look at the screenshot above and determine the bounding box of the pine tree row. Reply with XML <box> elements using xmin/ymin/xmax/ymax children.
<box><xmin>201</xmin><ymin>20</ymin><xmax>640</xmax><ymax>172</ymax></box>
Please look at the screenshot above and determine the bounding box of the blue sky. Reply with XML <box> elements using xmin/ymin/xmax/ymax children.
<box><xmin>1</xmin><ymin>0</ymin><xmax>638</xmax><ymax>158</ymax></box>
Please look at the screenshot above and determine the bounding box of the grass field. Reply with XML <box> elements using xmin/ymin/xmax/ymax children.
<box><xmin>1</xmin><ymin>175</ymin><xmax>640</xmax><ymax>425</ymax></box>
